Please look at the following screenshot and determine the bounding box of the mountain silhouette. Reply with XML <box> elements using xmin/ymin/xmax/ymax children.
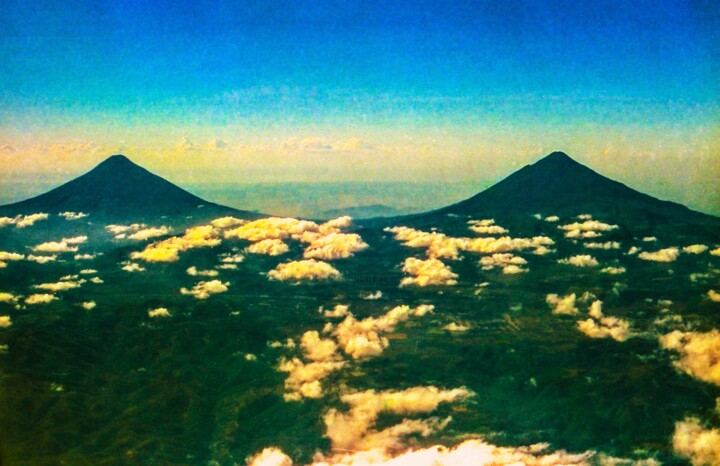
<box><xmin>0</xmin><ymin>155</ymin><xmax>260</xmax><ymax>221</ymax></box>
<box><xmin>367</xmin><ymin>151</ymin><xmax>720</xmax><ymax>237</ymax></box>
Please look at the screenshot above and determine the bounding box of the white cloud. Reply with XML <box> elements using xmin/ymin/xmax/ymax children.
<box><xmin>268</xmin><ymin>260</ymin><xmax>341</xmax><ymax>282</ymax></box>
<box><xmin>33</xmin><ymin>239</ymin><xmax>81</xmax><ymax>253</ymax></box>
<box><xmin>186</xmin><ymin>266</ymin><xmax>219</xmax><ymax>277</ymax></box>
<box><xmin>0</xmin><ymin>315</ymin><xmax>11</xmax><ymax>328</ymax></box>
<box><xmin>246</xmin><ymin>238</ymin><xmax>290</xmax><ymax>256</ymax></box>
<box><xmin>59</xmin><ymin>212</ymin><xmax>88</xmax><ymax>220</ymax></box>
<box><xmin>127</xmin><ymin>226</ymin><xmax>172</xmax><ymax>241</ymax></box>
<box><xmin>210</xmin><ymin>216</ymin><xmax>246</xmax><ymax>229</ymax></box>
<box><xmin>642</xmin><ymin>237</ymin><xmax>657</xmax><ymax>242</ymax></box>
<box><xmin>546</xmin><ymin>293</ymin><xmax>578</xmax><ymax>315</ymax></box>
<box><xmin>479</xmin><ymin>253</ymin><xmax>527</xmax><ymax>271</ymax></box>
<box><xmin>148</xmin><ymin>307</ymin><xmax>172</xmax><ymax>318</ymax></box>
<box><xmin>638</xmin><ymin>247</ymin><xmax>680</xmax><ymax>262</ymax></box>
<box><xmin>601</xmin><ymin>266</ymin><xmax>626</xmax><ymax>275</ymax></box>
<box><xmin>106</xmin><ymin>223</ymin><xmax>146</xmax><ymax>236</ymax></box>
<box><xmin>361</xmin><ymin>291</ymin><xmax>382</xmax><ymax>300</ymax></box>
<box><xmin>323</xmin><ymin>386</ymin><xmax>473</xmax><ymax>452</ymax></box>
<box><xmin>544</xmin><ymin>215</ymin><xmax>560</xmax><ymax>222</ymax></box>
<box><xmin>660</xmin><ymin>330</ymin><xmax>720</xmax><ymax>386</ymax></box>
<box><xmin>74</xmin><ymin>253</ymin><xmax>96</xmax><ymax>260</ymax></box>
<box><xmin>576</xmin><ymin>300</ymin><xmax>632</xmax><ymax>342</ymax></box>
<box><xmin>627</xmin><ymin>246</ymin><xmax>641</xmax><ymax>255</ymax></box>
<box><xmin>25</xmin><ymin>294</ymin><xmax>56</xmax><ymax>305</ymax></box>
<box><xmin>27</xmin><ymin>254</ymin><xmax>57</xmax><ymax>264</ymax></box>
<box><xmin>0</xmin><ymin>213</ymin><xmax>49</xmax><ymax>229</ymax></box>
<box><xmin>34</xmin><ymin>279</ymin><xmax>84</xmax><ymax>292</ymax></box>
<box><xmin>444</xmin><ymin>322</ymin><xmax>470</xmax><ymax>332</ymax></box>
<box><xmin>400</xmin><ymin>257</ymin><xmax>458</xmax><ymax>287</ymax></box>
<box><xmin>180</xmin><ymin>280</ymin><xmax>229</xmax><ymax>299</ymax></box>
<box><xmin>300</xmin><ymin>330</ymin><xmax>339</xmax><ymax>362</ymax></box>
<box><xmin>672</xmin><ymin>417</ymin><xmax>720</xmax><ymax>466</ymax></box>
<box><xmin>584</xmin><ymin>241</ymin><xmax>620</xmax><ymax>250</ymax></box>
<box><xmin>558</xmin><ymin>255</ymin><xmax>599</xmax><ymax>267</ymax></box>
<box><xmin>683</xmin><ymin>244</ymin><xmax>708</xmax><ymax>254</ymax></box>
<box><xmin>711</xmin><ymin>247</ymin><xmax>720</xmax><ymax>256</ymax></box>
<box><xmin>278</xmin><ymin>357</ymin><xmax>346</xmax><ymax>401</ymax></box>
<box><xmin>247</xmin><ymin>448</ymin><xmax>293</xmax><ymax>466</ymax></box>
<box><xmin>322</xmin><ymin>304</ymin><xmax>349</xmax><ymax>318</ymax></box>
<box><xmin>303</xmin><ymin>233</ymin><xmax>368</xmax><ymax>260</ymax></box>
<box><xmin>0</xmin><ymin>292</ymin><xmax>19</xmax><ymax>303</ymax></box>
<box><xmin>121</xmin><ymin>262</ymin><xmax>146</xmax><ymax>272</ymax></box>
<box><xmin>132</xmin><ymin>225</ymin><xmax>221</xmax><ymax>262</ymax></box>
<box><xmin>79</xmin><ymin>269</ymin><xmax>97</xmax><ymax>274</ymax></box>
<box><xmin>81</xmin><ymin>301</ymin><xmax>96</xmax><ymax>310</ymax></box>
<box><xmin>0</xmin><ymin>251</ymin><xmax>24</xmax><ymax>262</ymax></box>
<box><xmin>467</xmin><ymin>219</ymin><xmax>509</xmax><ymax>235</ymax></box>
<box><xmin>90</xmin><ymin>277</ymin><xmax>104</xmax><ymax>284</ymax></box>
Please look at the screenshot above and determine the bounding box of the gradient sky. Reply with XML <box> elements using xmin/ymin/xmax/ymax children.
<box><xmin>1</xmin><ymin>0</ymin><xmax>718</xmax><ymax>213</ymax></box>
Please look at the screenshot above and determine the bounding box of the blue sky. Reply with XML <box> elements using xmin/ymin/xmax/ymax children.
<box><xmin>1</xmin><ymin>0</ymin><xmax>718</xmax><ymax>213</ymax></box>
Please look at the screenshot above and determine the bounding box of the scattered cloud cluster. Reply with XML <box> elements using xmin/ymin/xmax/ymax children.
<box><xmin>480</xmin><ymin>254</ymin><xmax>528</xmax><ymax>274</ymax></box>
<box><xmin>558</xmin><ymin>255</ymin><xmax>599</xmax><ymax>267</ymax></box>
<box><xmin>638</xmin><ymin>247</ymin><xmax>680</xmax><ymax>262</ymax></box>
<box><xmin>672</xmin><ymin>417</ymin><xmax>720</xmax><ymax>466</ymax></box>
<box><xmin>558</xmin><ymin>219</ymin><xmax>618</xmax><ymax>239</ymax></box>
<box><xmin>268</xmin><ymin>260</ymin><xmax>341</xmax><ymax>282</ymax></box>
<box><xmin>546</xmin><ymin>293</ymin><xmax>578</xmax><ymax>315</ymax></box>
<box><xmin>323</xmin><ymin>386</ymin><xmax>473</xmax><ymax>452</ymax></box>
<box><xmin>132</xmin><ymin>225</ymin><xmax>221</xmax><ymax>262</ymax></box>
<box><xmin>180</xmin><ymin>280</ymin><xmax>229</xmax><ymax>299</ymax></box>
<box><xmin>148</xmin><ymin>307</ymin><xmax>171</xmax><ymax>318</ymax></box>
<box><xmin>576</xmin><ymin>300</ymin><xmax>632</xmax><ymax>342</ymax></box>
<box><xmin>322</xmin><ymin>304</ymin><xmax>349</xmax><ymax>318</ymax></box>
<box><xmin>660</xmin><ymin>330</ymin><xmax>720</xmax><ymax>386</ymax></box>
<box><xmin>59</xmin><ymin>212</ymin><xmax>88</xmax><ymax>220</ymax></box>
<box><xmin>400</xmin><ymin>257</ymin><xmax>458</xmax><ymax>287</ymax></box>
<box><xmin>467</xmin><ymin>219</ymin><xmax>508</xmax><ymax>235</ymax></box>
<box><xmin>0</xmin><ymin>213</ymin><xmax>48</xmax><ymax>229</ymax></box>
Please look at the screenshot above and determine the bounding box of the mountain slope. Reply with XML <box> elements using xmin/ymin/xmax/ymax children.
<box><xmin>0</xmin><ymin>155</ymin><xmax>261</xmax><ymax>221</ymax></box>
<box><xmin>364</xmin><ymin>152</ymin><xmax>720</xmax><ymax>238</ymax></box>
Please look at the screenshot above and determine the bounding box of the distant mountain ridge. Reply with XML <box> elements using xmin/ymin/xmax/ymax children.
<box><xmin>0</xmin><ymin>155</ymin><xmax>261</xmax><ymax>221</ymax></box>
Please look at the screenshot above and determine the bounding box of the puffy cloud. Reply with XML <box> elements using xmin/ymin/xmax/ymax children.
<box><xmin>81</xmin><ymin>301</ymin><xmax>96</xmax><ymax>310</ymax></box>
<box><xmin>303</xmin><ymin>233</ymin><xmax>368</xmax><ymax>260</ymax></box>
<box><xmin>148</xmin><ymin>307</ymin><xmax>171</xmax><ymax>318</ymax></box>
<box><xmin>25</xmin><ymin>294</ymin><xmax>56</xmax><ymax>305</ymax></box>
<box><xmin>0</xmin><ymin>315</ymin><xmax>11</xmax><ymax>328</ymax></box>
<box><xmin>246</xmin><ymin>238</ymin><xmax>290</xmax><ymax>256</ymax></box>
<box><xmin>74</xmin><ymin>253</ymin><xmax>96</xmax><ymax>260</ymax></box>
<box><xmin>59</xmin><ymin>212</ymin><xmax>88</xmax><ymax>220</ymax></box>
<box><xmin>502</xmin><ymin>264</ymin><xmax>528</xmax><ymax>274</ymax></box>
<box><xmin>278</xmin><ymin>357</ymin><xmax>347</xmax><ymax>401</ymax></box>
<box><xmin>400</xmin><ymin>258</ymin><xmax>458</xmax><ymax>287</ymax></box>
<box><xmin>709</xmin><ymin>290</ymin><xmax>720</xmax><ymax>302</ymax></box>
<box><xmin>34</xmin><ymin>279</ymin><xmax>84</xmax><ymax>292</ymax></box>
<box><xmin>323</xmin><ymin>304</ymin><xmax>350</xmax><ymax>318</ymax></box>
<box><xmin>0</xmin><ymin>292</ymin><xmax>19</xmax><ymax>303</ymax></box>
<box><xmin>268</xmin><ymin>260</ymin><xmax>341</xmax><ymax>282</ymax></box>
<box><xmin>463</xmin><ymin>236</ymin><xmax>554</xmax><ymax>255</ymax></box>
<box><xmin>672</xmin><ymin>417</ymin><xmax>720</xmax><ymax>466</ymax></box>
<box><xmin>301</xmin><ymin>330</ymin><xmax>339</xmax><ymax>362</ymax></box>
<box><xmin>220</xmin><ymin>252</ymin><xmax>245</xmax><ymax>263</ymax></box>
<box><xmin>0</xmin><ymin>251</ymin><xmax>24</xmax><ymax>262</ymax></box>
<box><xmin>544</xmin><ymin>215</ymin><xmax>560</xmax><ymax>222</ymax></box>
<box><xmin>444</xmin><ymin>322</ymin><xmax>470</xmax><ymax>332</ymax></box>
<box><xmin>638</xmin><ymin>247</ymin><xmax>680</xmax><ymax>262</ymax></box>
<box><xmin>584</xmin><ymin>241</ymin><xmax>620</xmax><ymax>250</ymax></box>
<box><xmin>323</xmin><ymin>386</ymin><xmax>473</xmax><ymax>452</ymax></box>
<box><xmin>33</xmin><ymin>237</ymin><xmax>86</xmax><ymax>253</ymax></box>
<box><xmin>132</xmin><ymin>225</ymin><xmax>221</xmax><ymax>262</ymax></box>
<box><xmin>127</xmin><ymin>226</ymin><xmax>172</xmax><ymax>241</ymax></box>
<box><xmin>90</xmin><ymin>277</ymin><xmax>104</xmax><ymax>284</ymax></box>
<box><xmin>576</xmin><ymin>300</ymin><xmax>632</xmax><ymax>342</ymax></box>
<box><xmin>121</xmin><ymin>262</ymin><xmax>146</xmax><ymax>272</ymax></box>
<box><xmin>186</xmin><ymin>266</ymin><xmax>219</xmax><ymax>277</ymax></box>
<box><xmin>661</xmin><ymin>330</ymin><xmax>720</xmax><ymax>386</ymax></box>
<box><xmin>559</xmin><ymin>220</ymin><xmax>618</xmax><ymax>239</ymax></box>
<box><xmin>627</xmin><ymin>246</ymin><xmax>641</xmax><ymax>255</ymax></box>
<box><xmin>385</xmin><ymin>227</ymin><xmax>465</xmax><ymax>260</ymax></box>
<box><xmin>210</xmin><ymin>216</ymin><xmax>246</xmax><ymax>229</ymax></box>
<box><xmin>601</xmin><ymin>266</ymin><xmax>626</xmax><ymax>275</ymax></box>
<box><xmin>79</xmin><ymin>269</ymin><xmax>97</xmax><ymax>274</ymax></box>
<box><xmin>27</xmin><ymin>254</ymin><xmax>56</xmax><ymax>264</ymax></box>
<box><xmin>711</xmin><ymin>247</ymin><xmax>720</xmax><ymax>256</ymax></box>
<box><xmin>546</xmin><ymin>293</ymin><xmax>578</xmax><ymax>315</ymax></box>
<box><xmin>558</xmin><ymin>255</ymin><xmax>599</xmax><ymax>267</ymax></box>
<box><xmin>180</xmin><ymin>280</ymin><xmax>229</xmax><ymax>299</ymax></box>
<box><xmin>642</xmin><ymin>237</ymin><xmax>657</xmax><ymax>242</ymax></box>
<box><xmin>479</xmin><ymin>253</ymin><xmax>527</xmax><ymax>271</ymax></box>
<box><xmin>245</xmin><ymin>353</ymin><xmax>257</xmax><ymax>361</ymax></box>
<box><xmin>683</xmin><ymin>244</ymin><xmax>708</xmax><ymax>254</ymax></box>
<box><xmin>225</xmin><ymin>217</ymin><xmax>319</xmax><ymax>242</ymax></box>
<box><xmin>332</xmin><ymin>305</ymin><xmax>433</xmax><ymax>360</ymax></box>
<box><xmin>106</xmin><ymin>223</ymin><xmax>145</xmax><ymax>236</ymax></box>
<box><xmin>467</xmin><ymin>219</ymin><xmax>509</xmax><ymax>235</ymax></box>
<box><xmin>0</xmin><ymin>213</ymin><xmax>49</xmax><ymax>229</ymax></box>
<box><xmin>218</xmin><ymin>263</ymin><xmax>237</xmax><ymax>270</ymax></box>
<box><xmin>247</xmin><ymin>448</ymin><xmax>293</xmax><ymax>466</ymax></box>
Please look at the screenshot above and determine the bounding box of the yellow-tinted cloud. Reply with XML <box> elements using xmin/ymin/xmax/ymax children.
<box><xmin>558</xmin><ymin>255</ymin><xmax>599</xmax><ymax>267</ymax></box>
<box><xmin>186</xmin><ymin>266</ymin><xmax>219</xmax><ymax>277</ymax></box>
<box><xmin>400</xmin><ymin>257</ymin><xmax>458</xmax><ymax>287</ymax></box>
<box><xmin>0</xmin><ymin>213</ymin><xmax>49</xmax><ymax>229</ymax></box>
<box><xmin>132</xmin><ymin>225</ymin><xmax>221</xmax><ymax>262</ymax></box>
<box><xmin>278</xmin><ymin>357</ymin><xmax>346</xmax><ymax>401</ymax></box>
<box><xmin>601</xmin><ymin>266</ymin><xmax>626</xmax><ymax>274</ymax></box>
<box><xmin>683</xmin><ymin>244</ymin><xmax>708</xmax><ymax>254</ymax></box>
<box><xmin>180</xmin><ymin>280</ymin><xmax>229</xmax><ymax>299</ymax></box>
<box><xmin>576</xmin><ymin>301</ymin><xmax>632</xmax><ymax>342</ymax></box>
<box><xmin>59</xmin><ymin>212</ymin><xmax>88</xmax><ymax>220</ymax></box>
<box><xmin>81</xmin><ymin>301</ymin><xmax>96</xmax><ymax>310</ymax></box>
<box><xmin>638</xmin><ymin>247</ymin><xmax>680</xmax><ymax>262</ymax></box>
<box><xmin>673</xmin><ymin>417</ymin><xmax>720</xmax><ymax>466</ymax></box>
<box><xmin>303</xmin><ymin>233</ymin><xmax>368</xmax><ymax>260</ymax></box>
<box><xmin>33</xmin><ymin>236</ymin><xmax>87</xmax><ymax>253</ymax></box>
<box><xmin>467</xmin><ymin>219</ymin><xmax>509</xmax><ymax>235</ymax></box>
<box><xmin>300</xmin><ymin>330</ymin><xmax>339</xmax><ymax>362</ymax></box>
<box><xmin>709</xmin><ymin>290</ymin><xmax>720</xmax><ymax>302</ymax></box>
<box><xmin>268</xmin><ymin>260</ymin><xmax>341</xmax><ymax>281</ymax></box>
<box><xmin>246</xmin><ymin>238</ymin><xmax>290</xmax><ymax>256</ymax></box>
<box><xmin>661</xmin><ymin>330</ymin><xmax>720</xmax><ymax>386</ymax></box>
<box><xmin>148</xmin><ymin>307</ymin><xmax>172</xmax><ymax>318</ymax></box>
<box><xmin>25</xmin><ymin>293</ymin><xmax>57</xmax><ymax>305</ymax></box>
<box><xmin>546</xmin><ymin>293</ymin><xmax>578</xmax><ymax>315</ymax></box>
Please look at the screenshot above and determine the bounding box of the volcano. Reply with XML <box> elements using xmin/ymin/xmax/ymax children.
<box><xmin>0</xmin><ymin>155</ymin><xmax>260</xmax><ymax>221</ymax></box>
